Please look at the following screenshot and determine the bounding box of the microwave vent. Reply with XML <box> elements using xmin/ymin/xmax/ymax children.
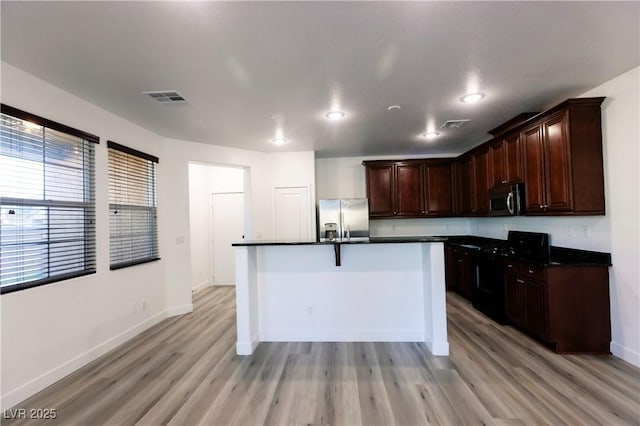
<box><xmin>440</xmin><ymin>119</ymin><xmax>470</xmax><ymax>129</ymax></box>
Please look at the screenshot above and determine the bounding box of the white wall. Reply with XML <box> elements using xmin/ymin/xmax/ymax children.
<box><xmin>0</xmin><ymin>63</ymin><xmax>318</xmax><ymax>409</ymax></box>
<box><xmin>316</xmin><ymin>155</ymin><xmax>472</xmax><ymax>237</ymax></box>
<box><xmin>162</xmin><ymin>141</ymin><xmax>316</xmax><ymax>325</ymax></box>
<box><xmin>188</xmin><ymin>163</ymin><xmax>245</xmax><ymax>289</ymax></box>
<box><xmin>0</xmin><ymin>62</ymin><xmax>174</xmax><ymax>410</ymax></box>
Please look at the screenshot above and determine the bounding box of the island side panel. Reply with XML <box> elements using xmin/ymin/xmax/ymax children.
<box><xmin>257</xmin><ymin>244</ymin><xmax>425</xmax><ymax>341</ymax></box>
<box><xmin>234</xmin><ymin>245</ymin><xmax>260</xmax><ymax>355</ymax></box>
<box><xmin>422</xmin><ymin>242</ymin><xmax>449</xmax><ymax>355</ymax></box>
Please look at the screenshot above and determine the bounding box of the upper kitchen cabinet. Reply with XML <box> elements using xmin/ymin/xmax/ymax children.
<box><xmin>364</xmin><ymin>162</ymin><xmax>395</xmax><ymax>217</ymax></box>
<box><xmin>455</xmin><ymin>155</ymin><xmax>476</xmax><ymax>215</ymax></box>
<box><xmin>474</xmin><ymin>148</ymin><xmax>491</xmax><ymax>215</ymax></box>
<box><xmin>488</xmin><ymin>113</ymin><xmax>534</xmax><ymax>187</ymax></box>
<box><xmin>424</xmin><ymin>160</ymin><xmax>454</xmax><ymax>216</ymax></box>
<box><xmin>522</xmin><ymin>98</ymin><xmax>605</xmax><ymax>215</ymax></box>
<box><xmin>395</xmin><ymin>161</ymin><xmax>424</xmax><ymax>216</ymax></box>
<box><xmin>363</xmin><ymin>159</ymin><xmax>454</xmax><ymax>218</ymax></box>
<box><xmin>491</xmin><ymin>133</ymin><xmax>524</xmax><ymax>187</ymax></box>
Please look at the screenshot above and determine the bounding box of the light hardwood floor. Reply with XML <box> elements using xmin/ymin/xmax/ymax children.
<box><xmin>4</xmin><ymin>286</ymin><xmax>640</xmax><ymax>425</ymax></box>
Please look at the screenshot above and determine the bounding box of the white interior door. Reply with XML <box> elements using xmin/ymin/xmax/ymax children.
<box><xmin>211</xmin><ymin>192</ymin><xmax>244</xmax><ymax>286</ymax></box>
<box><xmin>274</xmin><ymin>186</ymin><xmax>310</xmax><ymax>241</ymax></box>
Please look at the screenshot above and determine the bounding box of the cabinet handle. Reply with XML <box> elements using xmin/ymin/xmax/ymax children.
<box><xmin>457</xmin><ymin>259</ymin><xmax>463</xmax><ymax>263</ymax></box>
<box><xmin>528</xmin><ymin>269</ymin><xmax>534</xmax><ymax>274</ymax></box>
<box><xmin>422</xmin><ymin>210</ymin><xmax>426</xmax><ymax>214</ymax></box>
<box><xmin>502</xmin><ymin>180</ymin><xmax>507</xmax><ymax>184</ymax></box>
<box><xmin>516</xmin><ymin>279</ymin><xmax>525</xmax><ymax>284</ymax></box>
<box><xmin>507</xmin><ymin>264</ymin><xmax>513</xmax><ymax>268</ymax></box>
<box><xmin>539</xmin><ymin>204</ymin><xmax>544</xmax><ymax>209</ymax></box>
<box><xmin>393</xmin><ymin>211</ymin><xmax>397</xmax><ymax>215</ymax></box>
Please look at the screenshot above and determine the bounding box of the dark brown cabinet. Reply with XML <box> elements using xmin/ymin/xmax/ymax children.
<box><xmin>395</xmin><ymin>162</ymin><xmax>424</xmax><ymax>216</ymax></box>
<box><xmin>455</xmin><ymin>155</ymin><xmax>476</xmax><ymax>215</ymax></box>
<box><xmin>523</xmin><ymin>112</ymin><xmax>573</xmax><ymax>213</ymax></box>
<box><xmin>424</xmin><ymin>161</ymin><xmax>454</xmax><ymax>216</ymax></box>
<box><xmin>365</xmin><ymin>163</ymin><xmax>395</xmax><ymax>217</ymax></box>
<box><xmin>522</xmin><ymin>99</ymin><xmax>605</xmax><ymax>215</ymax></box>
<box><xmin>491</xmin><ymin>133</ymin><xmax>524</xmax><ymax>186</ymax></box>
<box><xmin>474</xmin><ymin>148</ymin><xmax>491</xmax><ymax>214</ymax></box>
<box><xmin>363</xmin><ymin>159</ymin><xmax>454</xmax><ymax>219</ymax></box>
<box><xmin>504</xmin><ymin>259</ymin><xmax>610</xmax><ymax>353</ymax></box>
<box><xmin>363</xmin><ymin>98</ymin><xmax>605</xmax><ymax>219</ymax></box>
<box><xmin>445</xmin><ymin>245</ymin><xmax>475</xmax><ymax>300</ymax></box>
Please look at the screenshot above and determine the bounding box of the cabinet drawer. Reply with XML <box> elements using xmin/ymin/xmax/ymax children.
<box><xmin>504</xmin><ymin>260</ymin><xmax>521</xmax><ymax>274</ymax></box>
<box><xmin>522</xmin><ymin>263</ymin><xmax>546</xmax><ymax>281</ymax></box>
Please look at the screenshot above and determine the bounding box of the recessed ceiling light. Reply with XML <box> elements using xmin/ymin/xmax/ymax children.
<box><xmin>460</xmin><ymin>92</ymin><xmax>485</xmax><ymax>104</ymax></box>
<box><xmin>422</xmin><ymin>132</ymin><xmax>440</xmax><ymax>139</ymax></box>
<box><xmin>271</xmin><ymin>137</ymin><xmax>287</xmax><ymax>146</ymax></box>
<box><xmin>387</xmin><ymin>105</ymin><xmax>401</xmax><ymax>111</ymax></box>
<box><xmin>326</xmin><ymin>110</ymin><xmax>346</xmax><ymax>120</ymax></box>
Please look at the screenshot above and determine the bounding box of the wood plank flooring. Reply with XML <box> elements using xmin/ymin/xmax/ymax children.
<box><xmin>4</xmin><ymin>286</ymin><xmax>639</xmax><ymax>425</ymax></box>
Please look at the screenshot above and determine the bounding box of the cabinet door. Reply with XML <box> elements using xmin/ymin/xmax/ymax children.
<box><xmin>543</xmin><ymin>111</ymin><xmax>573</xmax><ymax>212</ymax></box>
<box><xmin>525</xmin><ymin>279</ymin><xmax>549</xmax><ymax>340</ymax></box>
<box><xmin>455</xmin><ymin>250</ymin><xmax>474</xmax><ymax>300</ymax></box>
<box><xmin>504</xmin><ymin>133</ymin><xmax>524</xmax><ymax>183</ymax></box>
<box><xmin>395</xmin><ymin>162</ymin><xmax>424</xmax><ymax>216</ymax></box>
<box><xmin>425</xmin><ymin>162</ymin><xmax>453</xmax><ymax>216</ymax></box>
<box><xmin>366</xmin><ymin>164</ymin><xmax>395</xmax><ymax>217</ymax></box>
<box><xmin>504</xmin><ymin>275</ymin><xmax>525</xmax><ymax>327</ymax></box>
<box><xmin>490</xmin><ymin>141</ymin><xmax>506</xmax><ymax>187</ymax></box>
<box><xmin>523</xmin><ymin>125</ymin><xmax>546</xmax><ymax>213</ymax></box>
<box><xmin>458</xmin><ymin>156</ymin><xmax>476</xmax><ymax>215</ymax></box>
<box><xmin>474</xmin><ymin>149</ymin><xmax>491</xmax><ymax>215</ymax></box>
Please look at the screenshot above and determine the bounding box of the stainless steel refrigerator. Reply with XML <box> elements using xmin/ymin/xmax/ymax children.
<box><xmin>318</xmin><ymin>198</ymin><xmax>369</xmax><ymax>242</ymax></box>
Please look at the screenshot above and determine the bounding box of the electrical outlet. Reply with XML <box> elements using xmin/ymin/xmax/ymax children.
<box><xmin>582</xmin><ymin>225</ymin><xmax>590</xmax><ymax>238</ymax></box>
<box><xmin>306</xmin><ymin>306</ymin><xmax>313</xmax><ymax>315</ymax></box>
<box><xmin>141</xmin><ymin>299</ymin><xmax>147</xmax><ymax>310</ymax></box>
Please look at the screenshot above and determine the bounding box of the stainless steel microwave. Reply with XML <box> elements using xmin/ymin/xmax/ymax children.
<box><xmin>489</xmin><ymin>183</ymin><xmax>524</xmax><ymax>216</ymax></box>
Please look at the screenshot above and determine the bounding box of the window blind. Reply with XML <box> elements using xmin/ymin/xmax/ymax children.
<box><xmin>0</xmin><ymin>105</ymin><xmax>98</xmax><ymax>294</ymax></box>
<box><xmin>108</xmin><ymin>141</ymin><xmax>159</xmax><ymax>270</ymax></box>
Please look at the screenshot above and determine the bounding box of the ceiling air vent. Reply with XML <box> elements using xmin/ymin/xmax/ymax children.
<box><xmin>143</xmin><ymin>90</ymin><xmax>188</xmax><ymax>104</ymax></box>
<box><xmin>440</xmin><ymin>119</ymin><xmax>470</xmax><ymax>129</ymax></box>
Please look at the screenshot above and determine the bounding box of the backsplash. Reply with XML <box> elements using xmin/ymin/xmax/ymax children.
<box><xmin>470</xmin><ymin>216</ymin><xmax>610</xmax><ymax>252</ymax></box>
<box><xmin>370</xmin><ymin>218</ymin><xmax>472</xmax><ymax>237</ymax></box>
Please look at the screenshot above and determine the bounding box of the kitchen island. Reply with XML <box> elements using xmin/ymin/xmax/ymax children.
<box><xmin>232</xmin><ymin>237</ymin><xmax>449</xmax><ymax>356</ymax></box>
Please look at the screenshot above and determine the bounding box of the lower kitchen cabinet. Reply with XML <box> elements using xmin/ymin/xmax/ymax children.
<box><xmin>445</xmin><ymin>245</ymin><xmax>475</xmax><ymax>300</ymax></box>
<box><xmin>504</xmin><ymin>259</ymin><xmax>610</xmax><ymax>353</ymax></box>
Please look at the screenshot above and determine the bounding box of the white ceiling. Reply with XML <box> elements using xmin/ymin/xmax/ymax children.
<box><xmin>1</xmin><ymin>1</ymin><xmax>638</xmax><ymax>158</ymax></box>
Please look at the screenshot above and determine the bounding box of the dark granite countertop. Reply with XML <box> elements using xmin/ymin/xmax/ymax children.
<box><xmin>232</xmin><ymin>235</ymin><xmax>611</xmax><ymax>266</ymax></box>
<box><xmin>446</xmin><ymin>237</ymin><xmax>611</xmax><ymax>267</ymax></box>
<box><xmin>232</xmin><ymin>236</ymin><xmax>447</xmax><ymax>246</ymax></box>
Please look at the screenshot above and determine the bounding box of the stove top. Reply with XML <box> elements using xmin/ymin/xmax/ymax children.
<box><xmin>474</xmin><ymin>231</ymin><xmax>550</xmax><ymax>262</ymax></box>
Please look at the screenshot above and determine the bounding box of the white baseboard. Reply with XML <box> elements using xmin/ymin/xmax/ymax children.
<box><xmin>166</xmin><ymin>303</ymin><xmax>193</xmax><ymax>317</ymax></box>
<box><xmin>192</xmin><ymin>279</ymin><xmax>213</xmax><ymax>293</ymax></box>
<box><xmin>0</xmin><ymin>310</ymin><xmax>168</xmax><ymax>411</ymax></box>
<box><xmin>611</xmin><ymin>341</ymin><xmax>640</xmax><ymax>367</ymax></box>
<box><xmin>259</xmin><ymin>329</ymin><xmax>424</xmax><ymax>342</ymax></box>
<box><xmin>236</xmin><ymin>336</ymin><xmax>260</xmax><ymax>355</ymax></box>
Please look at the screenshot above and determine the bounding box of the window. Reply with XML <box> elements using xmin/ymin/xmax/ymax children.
<box><xmin>108</xmin><ymin>141</ymin><xmax>159</xmax><ymax>270</ymax></box>
<box><xmin>0</xmin><ymin>105</ymin><xmax>98</xmax><ymax>294</ymax></box>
